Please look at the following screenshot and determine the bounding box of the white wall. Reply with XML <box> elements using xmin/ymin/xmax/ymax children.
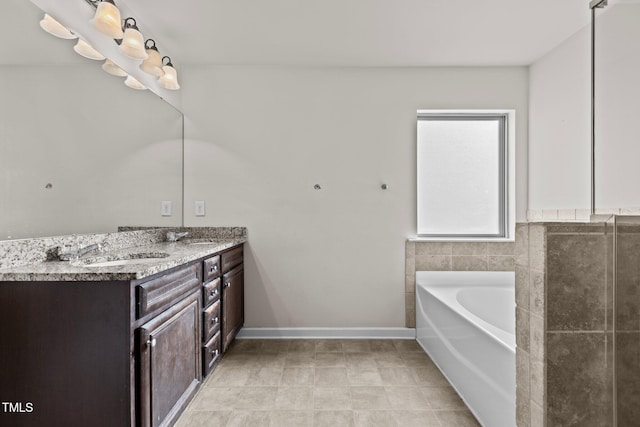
<box><xmin>183</xmin><ymin>66</ymin><xmax>528</xmax><ymax>327</ymax></box>
<box><xmin>0</xmin><ymin>65</ymin><xmax>183</xmax><ymax>240</ymax></box>
<box><xmin>529</xmin><ymin>3</ymin><xmax>640</xmax><ymax>213</ymax></box>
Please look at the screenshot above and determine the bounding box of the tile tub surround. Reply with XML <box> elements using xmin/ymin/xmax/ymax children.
<box><xmin>516</xmin><ymin>222</ymin><xmax>618</xmax><ymax>427</ymax></box>
<box><xmin>405</xmin><ymin>240</ymin><xmax>515</xmax><ymax>328</ymax></box>
<box><xmin>0</xmin><ymin>227</ymin><xmax>247</xmax><ymax>281</ymax></box>
<box><xmin>176</xmin><ymin>338</ymin><xmax>481</xmax><ymax>427</ymax></box>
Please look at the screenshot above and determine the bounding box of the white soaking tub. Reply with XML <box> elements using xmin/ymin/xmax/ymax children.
<box><xmin>416</xmin><ymin>271</ymin><xmax>516</xmax><ymax>427</ymax></box>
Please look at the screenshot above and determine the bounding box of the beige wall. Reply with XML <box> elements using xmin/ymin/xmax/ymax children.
<box><xmin>182</xmin><ymin>65</ymin><xmax>528</xmax><ymax>328</ymax></box>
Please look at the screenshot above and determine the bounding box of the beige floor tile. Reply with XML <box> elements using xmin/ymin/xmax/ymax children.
<box><xmin>261</xmin><ymin>339</ymin><xmax>291</xmax><ymax>353</ymax></box>
<box><xmin>207</xmin><ymin>366</ymin><xmax>252</xmax><ymax>386</ymax></box>
<box><xmin>281</xmin><ymin>367</ymin><xmax>315</xmax><ymax>386</ymax></box>
<box><xmin>401</xmin><ymin>351</ymin><xmax>437</xmax><ymax>368</ymax></box>
<box><xmin>350</xmin><ymin>386</ymin><xmax>391</xmax><ymax>410</ymax></box>
<box><xmin>229</xmin><ymin>339</ymin><xmax>264</xmax><ymax>353</ymax></box>
<box><xmin>315</xmin><ymin>340</ymin><xmax>343</xmax><ymax>352</ymax></box>
<box><xmin>353</xmin><ymin>410</ymin><xmax>398</xmax><ymax>427</ymax></box>
<box><xmin>393</xmin><ymin>339</ymin><xmax>424</xmax><ymax>353</ymax></box>
<box><xmin>314</xmin><ymin>367</ymin><xmax>349</xmax><ymax>387</ymax></box>
<box><xmin>341</xmin><ymin>340</ymin><xmax>372</xmax><ymax>353</ymax></box>
<box><xmin>369</xmin><ymin>340</ymin><xmax>398</xmax><ymax>352</ymax></box>
<box><xmin>190</xmin><ymin>387</ymin><xmax>243</xmax><ymax>411</ymax></box>
<box><xmin>385</xmin><ymin>386</ymin><xmax>431</xmax><ymax>410</ymax></box>
<box><xmin>391</xmin><ymin>410</ymin><xmax>441</xmax><ymax>427</ymax></box>
<box><xmin>232</xmin><ymin>387</ymin><xmax>278</xmax><ymax>410</ymax></box>
<box><xmin>288</xmin><ymin>339</ymin><xmax>317</xmax><ymax>353</ymax></box>
<box><xmin>269</xmin><ymin>410</ymin><xmax>314</xmax><ymax>427</ymax></box>
<box><xmin>373</xmin><ymin>351</ymin><xmax>406</xmax><ymax>367</ymax></box>
<box><xmin>344</xmin><ymin>352</ymin><xmax>377</xmax><ymax>369</ymax></box>
<box><xmin>313</xmin><ymin>410</ymin><xmax>355</xmax><ymax>427</ymax></box>
<box><xmin>275</xmin><ymin>387</ymin><xmax>314</xmax><ymax>410</ymax></box>
<box><xmin>421</xmin><ymin>386</ymin><xmax>467</xmax><ymax>410</ymax></box>
<box><xmin>379</xmin><ymin>367</ymin><xmax>417</xmax><ymax>386</ymax></box>
<box><xmin>315</xmin><ymin>352</ymin><xmax>346</xmax><ymax>367</ymax></box>
<box><xmin>176</xmin><ymin>410</ymin><xmax>231</xmax><ymax>427</ymax></box>
<box><xmin>226</xmin><ymin>410</ymin><xmax>271</xmax><ymax>427</ymax></box>
<box><xmin>410</xmin><ymin>366</ymin><xmax>450</xmax><ymax>387</ymax></box>
<box><xmin>245</xmin><ymin>367</ymin><xmax>284</xmax><ymax>386</ymax></box>
<box><xmin>313</xmin><ymin>387</ymin><xmax>352</xmax><ymax>410</ymax></box>
<box><xmin>435</xmin><ymin>409</ymin><xmax>481</xmax><ymax>426</ymax></box>
<box><xmin>346</xmin><ymin>367</ymin><xmax>383</xmax><ymax>386</ymax></box>
<box><xmin>285</xmin><ymin>352</ymin><xmax>315</xmax><ymax>367</ymax></box>
<box><xmin>257</xmin><ymin>352</ymin><xmax>288</xmax><ymax>369</ymax></box>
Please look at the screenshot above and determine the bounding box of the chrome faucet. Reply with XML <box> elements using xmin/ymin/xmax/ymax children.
<box><xmin>56</xmin><ymin>242</ymin><xmax>104</xmax><ymax>261</ymax></box>
<box><xmin>166</xmin><ymin>231</ymin><xmax>189</xmax><ymax>242</ymax></box>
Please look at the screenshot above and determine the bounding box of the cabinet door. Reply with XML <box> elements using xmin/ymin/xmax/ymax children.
<box><xmin>222</xmin><ymin>264</ymin><xmax>244</xmax><ymax>352</ymax></box>
<box><xmin>138</xmin><ymin>290</ymin><xmax>201</xmax><ymax>427</ymax></box>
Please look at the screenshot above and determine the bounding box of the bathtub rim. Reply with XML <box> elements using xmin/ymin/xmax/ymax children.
<box><xmin>415</xmin><ymin>270</ymin><xmax>516</xmax><ymax>353</ymax></box>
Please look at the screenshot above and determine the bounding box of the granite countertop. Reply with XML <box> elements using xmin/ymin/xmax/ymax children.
<box><xmin>0</xmin><ymin>227</ymin><xmax>246</xmax><ymax>282</ymax></box>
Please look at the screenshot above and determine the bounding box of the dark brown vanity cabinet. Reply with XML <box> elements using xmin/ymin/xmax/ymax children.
<box><xmin>0</xmin><ymin>262</ymin><xmax>202</xmax><ymax>427</ymax></box>
<box><xmin>201</xmin><ymin>244</ymin><xmax>244</xmax><ymax>375</ymax></box>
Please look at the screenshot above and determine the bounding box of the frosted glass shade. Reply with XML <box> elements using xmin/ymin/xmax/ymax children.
<box><xmin>91</xmin><ymin>1</ymin><xmax>124</xmax><ymax>39</ymax></box>
<box><xmin>124</xmin><ymin>75</ymin><xmax>147</xmax><ymax>90</ymax></box>
<box><xmin>140</xmin><ymin>48</ymin><xmax>164</xmax><ymax>77</ymax></box>
<box><xmin>120</xmin><ymin>27</ymin><xmax>148</xmax><ymax>60</ymax></box>
<box><xmin>40</xmin><ymin>14</ymin><xmax>76</xmax><ymax>39</ymax></box>
<box><xmin>102</xmin><ymin>59</ymin><xmax>127</xmax><ymax>77</ymax></box>
<box><xmin>73</xmin><ymin>39</ymin><xmax>105</xmax><ymax>60</ymax></box>
<box><xmin>158</xmin><ymin>65</ymin><xmax>180</xmax><ymax>90</ymax></box>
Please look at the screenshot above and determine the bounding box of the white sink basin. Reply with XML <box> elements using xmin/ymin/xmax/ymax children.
<box><xmin>74</xmin><ymin>252</ymin><xmax>170</xmax><ymax>268</ymax></box>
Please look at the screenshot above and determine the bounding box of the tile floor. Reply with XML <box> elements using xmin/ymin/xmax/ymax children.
<box><xmin>176</xmin><ymin>339</ymin><xmax>480</xmax><ymax>427</ymax></box>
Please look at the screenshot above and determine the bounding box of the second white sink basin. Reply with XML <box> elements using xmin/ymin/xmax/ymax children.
<box><xmin>74</xmin><ymin>252</ymin><xmax>170</xmax><ymax>268</ymax></box>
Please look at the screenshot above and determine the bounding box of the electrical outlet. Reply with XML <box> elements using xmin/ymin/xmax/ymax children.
<box><xmin>195</xmin><ymin>200</ymin><xmax>206</xmax><ymax>217</ymax></box>
<box><xmin>161</xmin><ymin>201</ymin><xmax>172</xmax><ymax>216</ymax></box>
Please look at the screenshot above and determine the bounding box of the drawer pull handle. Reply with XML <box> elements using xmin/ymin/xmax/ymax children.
<box><xmin>212</xmin><ymin>317</ymin><xmax>219</xmax><ymax>324</ymax></box>
<box><xmin>212</xmin><ymin>349</ymin><xmax>219</xmax><ymax>356</ymax></box>
<box><xmin>210</xmin><ymin>265</ymin><xmax>218</xmax><ymax>272</ymax></box>
<box><xmin>146</xmin><ymin>338</ymin><xmax>157</xmax><ymax>348</ymax></box>
<box><xmin>209</xmin><ymin>289</ymin><xmax>218</xmax><ymax>297</ymax></box>
<box><xmin>225</xmin><ymin>282</ymin><xmax>231</xmax><ymax>288</ymax></box>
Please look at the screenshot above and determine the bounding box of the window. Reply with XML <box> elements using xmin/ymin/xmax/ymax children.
<box><xmin>417</xmin><ymin>110</ymin><xmax>515</xmax><ymax>239</ymax></box>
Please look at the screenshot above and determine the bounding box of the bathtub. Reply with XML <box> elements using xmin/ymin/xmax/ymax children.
<box><xmin>416</xmin><ymin>271</ymin><xmax>515</xmax><ymax>427</ymax></box>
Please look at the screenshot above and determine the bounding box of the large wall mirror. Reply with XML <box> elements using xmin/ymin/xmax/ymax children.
<box><xmin>0</xmin><ymin>0</ymin><xmax>183</xmax><ymax>240</ymax></box>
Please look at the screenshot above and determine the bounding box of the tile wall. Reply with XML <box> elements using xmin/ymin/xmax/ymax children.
<box><xmin>404</xmin><ymin>240</ymin><xmax>515</xmax><ymax>327</ymax></box>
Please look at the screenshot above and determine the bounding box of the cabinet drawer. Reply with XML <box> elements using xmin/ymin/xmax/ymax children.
<box><xmin>136</xmin><ymin>264</ymin><xmax>201</xmax><ymax>319</ymax></box>
<box><xmin>203</xmin><ymin>255</ymin><xmax>221</xmax><ymax>282</ymax></box>
<box><xmin>203</xmin><ymin>299</ymin><xmax>221</xmax><ymax>342</ymax></box>
<box><xmin>203</xmin><ymin>277</ymin><xmax>221</xmax><ymax>307</ymax></box>
<box><xmin>221</xmin><ymin>246</ymin><xmax>243</xmax><ymax>272</ymax></box>
<box><xmin>203</xmin><ymin>332</ymin><xmax>221</xmax><ymax>377</ymax></box>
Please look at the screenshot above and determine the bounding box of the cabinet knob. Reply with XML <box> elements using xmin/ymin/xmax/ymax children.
<box><xmin>210</xmin><ymin>265</ymin><xmax>218</xmax><ymax>272</ymax></box>
<box><xmin>146</xmin><ymin>338</ymin><xmax>157</xmax><ymax>348</ymax></box>
<box><xmin>225</xmin><ymin>282</ymin><xmax>231</xmax><ymax>288</ymax></box>
<box><xmin>209</xmin><ymin>289</ymin><xmax>218</xmax><ymax>297</ymax></box>
<box><xmin>212</xmin><ymin>349</ymin><xmax>219</xmax><ymax>356</ymax></box>
<box><xmin>213</xmin><ymin>317</ymin><xmax>219</xmax><ymax>324</ymax></box>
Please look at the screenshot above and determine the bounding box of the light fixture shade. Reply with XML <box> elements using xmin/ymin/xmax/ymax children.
<box><xmin>102</xmin><ymin>59</ymin><xmax>127</xmax><ymax>77</ymax></box>
<box><xmin>158</xmin><ymin>57</ymin><xmax>180</xmax><ymax>90</ymax></box>
<box><xmin>40</xmin><ymin>14</ymin><xmax>77</xmax><ymax>39</ymax></box>
<box><xmin>73</xmin><ymin>39</ymin><xmax>105</xmax><ymax>60</ymax></box>
<box><xmin>140</xmin><ymin>42</ymin><xmax>164</xmax><ymax>77</ymax></box>
<box><xmin>124</xmin><ymin>75</ymin><xmax>147</xmax><ymax>90</ymax></box>
<box><xmin>90</xmin><ymin>0</ymin><xmax>124</xmax><ymax>39</ymax></box>
<box><xmin>120</xmin><ymin>19</ymin><xmax>148</xmax><ymax>60</ymax></box>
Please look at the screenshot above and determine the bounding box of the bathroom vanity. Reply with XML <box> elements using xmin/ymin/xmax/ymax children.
<box><xmin>0</xmin><ymin>228</ymin><xmax>245</xmax><ymax>427</ymax></box>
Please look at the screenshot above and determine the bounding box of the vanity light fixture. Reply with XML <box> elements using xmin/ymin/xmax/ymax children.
<box><xmin>139</xmin><ymin>39</ymin><xmax>164</xmax><ymax>77</ymax></box>
<box><xmin>90</xmin><ymin>0</ymin><xmax>124</xmax><ymax>39</ymax></box>
<box><xmin>158</xmin><ymin>56</ymin><xmax>180</xmax><ymax>90</ymax></box>
<box><xmin>124</xmin><ymin>74</ymin><xmax>147</xmax><ymax>90</ymax></box>
<box><xmin>39</xmin><ymin>14</ymin><xmax>77</xmax><ymax>39</ymax></box>
<box><xmin>102</xmin><ymin>58</ymin><xmax>127</xmax><ymax>76</ymax></box>
<box><xmin>120</xmin><ymin>18</ymin><xmax>148</xmax><ymax>60</ymax></box>
<box><xmin>73</xmin><ymin>38</ymin><xmax>105</xmax><ymax>60</ymax></box>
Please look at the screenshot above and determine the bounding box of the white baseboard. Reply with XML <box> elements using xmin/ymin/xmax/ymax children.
<box><xmin>236</xmin><ymin>327</ymin><xmax>416</xmax><ymax>340</ymax></box>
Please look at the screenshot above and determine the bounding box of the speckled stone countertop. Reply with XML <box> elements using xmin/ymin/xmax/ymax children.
<box><xmin>0</xmin><ymin>227</ymin><xmax>246</xmax><ymax>282</ymax></box>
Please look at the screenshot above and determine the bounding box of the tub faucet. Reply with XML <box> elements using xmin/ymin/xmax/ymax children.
<box><xmin>56</xmin><ymin>242</ymin><xmax>104</xmax><ymax>261</ymax></box>
<box><xmin>166</xmin><ymin>231</ymin><xmax>189</xmax><ymax>242</ymax></box>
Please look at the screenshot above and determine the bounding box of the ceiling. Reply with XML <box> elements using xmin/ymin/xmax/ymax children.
<box><xmin>4</xmin><ymin>0</ymin><xmax>594</xmax><ymax>67</ymax></box>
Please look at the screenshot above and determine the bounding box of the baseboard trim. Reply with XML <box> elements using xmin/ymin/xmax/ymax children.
<box><xmin>236</xmin><ymin>327</ymin><xmax>416</xmax><ymax>340</ymax></box>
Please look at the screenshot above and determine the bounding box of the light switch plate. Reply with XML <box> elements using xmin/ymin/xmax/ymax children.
<box><xmin>195</xmin><ymin>200</ymin><xmax>206</xmax><ymax>217</ymax></box>
<box><xmin>161</xmin><ymin>201</ymin><xmax>172</xmax><ymax>216</ymax></box>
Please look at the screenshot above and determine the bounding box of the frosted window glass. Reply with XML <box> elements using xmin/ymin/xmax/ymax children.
<box><xmin>417</xmin><ymin>116</ymin><xmax>505</xmax><ymax>237</ymax></box>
